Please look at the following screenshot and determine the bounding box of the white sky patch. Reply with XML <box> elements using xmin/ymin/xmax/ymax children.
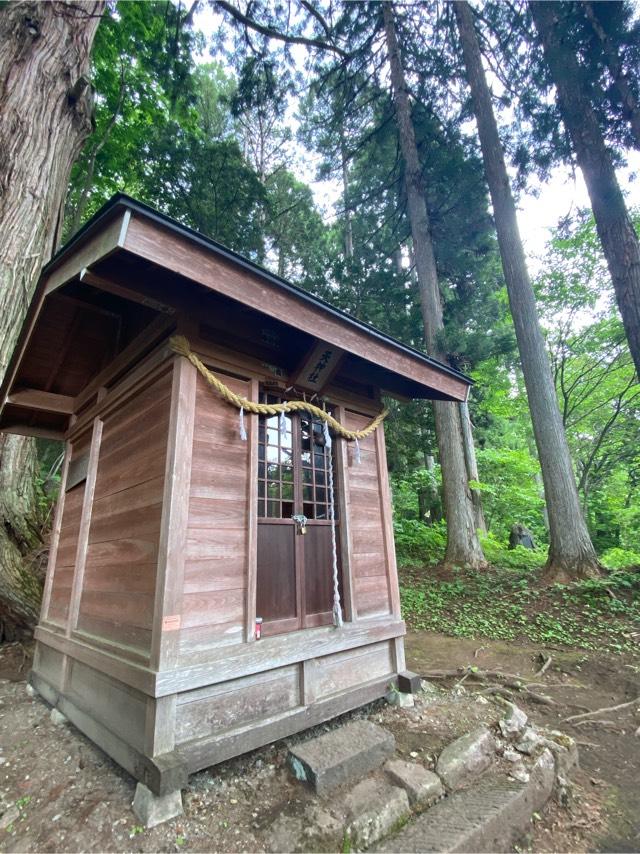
<box><xmin>191</xmin><ymin>4</ymin><xmax>640</xmax><ymax>269</ymax></box>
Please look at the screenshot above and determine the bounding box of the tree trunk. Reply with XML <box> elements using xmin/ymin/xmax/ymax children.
<box><xmin>382</xmin><ymin>2</ymin><xmax>485</xmax><ymax>568</ymax></box>
<box><xmin>459</xmin><ymin>401</ymin><xmax>487</xmax><ymax>532</ymax></box>
<box><xmin>530</xmin><ymin>1</ymin><xmax>640</xmax><ymax>381</ymax></box>
<box><xmin>454</xmin><ymin>0</ymin><xmax>600</xmax><ymax>581</ymax></box>
<box><xmin>0</xmin><ymin>0</ymin><xmax>104</xmax><ymax>637</ymax></box>
<box><xmin>583</xmin><ymin>1</ymin><xmax>640</xmax><ymax>151</ymax></box>
<box><xmin>339</xmin><ymin>124</ymin><xmax>354</xmax><ymax>260</ymax></box>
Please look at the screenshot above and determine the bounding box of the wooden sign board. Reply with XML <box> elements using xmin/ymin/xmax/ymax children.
<box><xmin>291</xmin><ymin>342</ymin><xmax>344</xmax><ymax>393</ymax></box>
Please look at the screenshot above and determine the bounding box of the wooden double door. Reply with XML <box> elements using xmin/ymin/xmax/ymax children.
<box><xmin>256</xmin><ymin>392</ymin><xmax>342</xmax><ymax>636</ymax></box>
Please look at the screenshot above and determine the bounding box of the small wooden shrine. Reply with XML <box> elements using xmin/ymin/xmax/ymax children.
<box><xmin>0</xmin><ymin>195</ymin><xmax>471</xmax><ymax>807</ymax></box>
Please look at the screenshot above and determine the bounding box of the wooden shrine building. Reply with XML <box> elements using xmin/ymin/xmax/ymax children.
<box><xmin>0</xmin><ymin>195</ymin><xmax>471</xmax><ymax>810</ymax></box>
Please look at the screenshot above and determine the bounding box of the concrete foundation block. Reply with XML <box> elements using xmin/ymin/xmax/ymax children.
<box><xmin>50</xmin><ymin>708</ymin><xmax>68</xmax><ymax>726</ymax></box>
<box><xmin>436</xmin><ymin>726</ymin><xmax>496</xmax><ymax>791</ymax></box>
<box><xmin>385</xmin><ymin>759</ymin><xmax>444</xmax><ymax>806</ymax></box>
<box><xmin>132</xmin><ymin>782</ymin><xmax>183</xmax><ymax>828</ymax></box>
<box><xmin>345</xmin><ymin>778</ymin><xmax>410</xmax><ymax>849</ymax></box>
<box><xmin>397</xmin><ymin>671</ymin><xmax>422</xmax><ymax>694</ymax></box>
<box><xmin>288</xmin><ymin>720</ymin><xmax>395</xmax><ymax>794</ymax></box>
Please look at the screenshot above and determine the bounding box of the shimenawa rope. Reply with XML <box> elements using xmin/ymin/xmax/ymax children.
<box><xmin>170</xmin><ymin>335</ymin><xmax>388</xmax><ymax>441</ymax></box>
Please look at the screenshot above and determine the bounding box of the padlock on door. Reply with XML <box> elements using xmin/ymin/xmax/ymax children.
<box><xmin>292</xmin><ymin>513</ymin><xmax>308</xmax><ymax>535</ymax></box>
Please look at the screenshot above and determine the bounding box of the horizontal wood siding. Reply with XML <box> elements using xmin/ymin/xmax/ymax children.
<box><xmin>310</xmin><ymin>640</ymin><xmax>395</xmax><ymax>701</ymax></box>
<box><xmin>33</xmin><ymin>642</ymin><xmax>64</xmax><ymax>687</ymax></box>
<box><xmin>175</xmin><ymin>665</ymin><xmax>300</xmax><ymax>744</ymax></box>
<box><xmin>67</xmin><ymin>659</ymin><xmax>147</xmax><ymax>751</ymax></box>
<box><xmin>75</xmin><ymin>371</ymin><xmax>171</xmax><ymax>656</ymax></box>
<box><xmin>344</xmin><ymin>411</ymin><xmax>391</xmax><ymax>617</ymax></box>
<box><xmin>179</xmin><ymin>371</ymin><xmax>252</xmax><ymax>659</ymax></box>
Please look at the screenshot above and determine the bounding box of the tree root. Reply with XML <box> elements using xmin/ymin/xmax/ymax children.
<box><xmin>422</xmin><ymin>667</ymin><xmax>557</xmax><ymax>705</ymax></box>
<box><xmin>564</xmin><ymin>696</ymin><xmax>640</xmax><ymax>723</ymax></box>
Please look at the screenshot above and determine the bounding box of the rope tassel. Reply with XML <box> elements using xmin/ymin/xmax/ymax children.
<box><xmin>354</xmin><ymin>437</ymin><xmax>361</xmax><ymax>465</ymax></box>
<box><xmin>323</xmin><ymin>419</ymin><xmax>342</xmax><ymax>628</ymax></box>
<box><xmin>239</xmin><ymin>406</ymin><xmax>247</xmax><ymax>441</ymax></box>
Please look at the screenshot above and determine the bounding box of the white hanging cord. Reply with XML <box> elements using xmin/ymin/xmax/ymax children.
<box><xmin>354</xmin><ymin>437</ymin><xmax>361</xmax><ymax>465</ymax></box>
<box><xmin>279</xmin><ymin>409</ymin><xmax>287</xmax><ymax>436</ymax></box>
<box><xmin>323</xmin><ymin>419</ymin><xmax>343</xmax><ymax>628</ymax></box>
<box><xmin>239</xmin><ymin>406</ymin><xmax>247</xmax><ymax>441</ymax></box>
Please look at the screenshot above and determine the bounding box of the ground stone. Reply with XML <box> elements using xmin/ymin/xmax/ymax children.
<box><xmin>266</xmin><ymin>804</ymin><xmax>342</xmax><ymax>853</ymax></box>
<box><xmin>50</xmin><ymin>708</ymin><xmax>68</xmax><ymax>726</ymax></box>
<box><xmin>0</xmin><ymin>805</ymin><xmax>19</xmax><ymax>831</ymax></box>
<box><xmin>376</xmin><ymin>749</ymin><xmax>556</xmax><ymax>853</ymax></box>
<box><xmin>25</xmin><ymin>684</ymin><xmax>35</xmax><ymax>698</ymax></box>
<box><xmin>385</xmin><ymin>759</ymin><xmax>444</xmax><ymax>806</ymax></box>
<box><xmin>132</xmin><ymin>783</ymin><xmax>183</xmax><ymax>828</ymax></box>
<box><xmin>436</xmin><ymin>726</ymin><xmax>496</xmax><ymax>790</ymax></box>
<box><xmin>288</xmin><ymin>720</ymin><xmax>395</xmax><ymax>794</ymax></box>
<box><xmin>345</xmin><ymin>778</ymin><xmax>410</xmax><ymax>849</ymax></box>
<box><xmin>540</xmin><ymin>732</ymin><xmax>579</xmax><ymax>776</ymax></box>
<box><xmin>498</xmin><ymin>702</ymin><xmax>528</xmax><ymax>738</ymax></box>
<box><xmin>515</xmin><ymin>726</ymin><xmax>543</xmax><ymax>755</ymax></box>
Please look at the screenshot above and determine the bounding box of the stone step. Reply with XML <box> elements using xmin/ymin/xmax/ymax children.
<box><xmin>375</xmin><ymin>749</ymin><xmax>555</xmax><ymax>853</ymax></box>
<box><xmin>288</xmin><ymin>720</ymin><xmax>395</xmax><ymax>794</ymax></box>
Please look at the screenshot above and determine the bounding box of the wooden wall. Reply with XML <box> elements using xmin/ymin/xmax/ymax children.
<box><xmin>75</xmin><ymin>369</ymin><xmax>172</xmax><ymax>657</ymax></box>
<box><xmin>342</xmin><ymin>410</ymin><xmax>394</xmax><ymax>619</ymax></box>
<box><xmin>178</xmin><ymin>370</ymin><xmax>253</xmax><ymax>661</ymax></box>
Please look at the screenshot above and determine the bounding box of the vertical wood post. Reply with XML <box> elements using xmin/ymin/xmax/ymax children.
<box><xmin>40</xmin><ymin>441</ymin><xmax>71</xmax><ymax>624</ymax></box>
<box><xmin>66</xmin><ymin>418</ymin><xmax>103</xmax><ymax>636</ymax></box>
<box><xmin>375</xmin><ymin>422</ymin><xmax>402</xmax><ymax>619</ymax></box>
<box><xmin>151</xmin><ymin>356</ymin><xmax>197</xmax><ymax>672</ymax></box>
<box><xmin>244</xmin><ymin>378</ymin><xmax>259</xmax><ymax>642</ymax></box>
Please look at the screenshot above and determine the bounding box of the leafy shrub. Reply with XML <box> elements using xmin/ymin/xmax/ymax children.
<box><xmin>479</xmin><ymin>531</ymin><xmax>547</xmax><ymax>570</ymax></box>
<box><xmin>599</xmin><ymin>547</ymin><xmax>640</xmax><ymax>570</ymax></box>
<box><xmin>393</xmin><ymin>518</ymin><xmax>446</xmax><ymax>565</ymax></box>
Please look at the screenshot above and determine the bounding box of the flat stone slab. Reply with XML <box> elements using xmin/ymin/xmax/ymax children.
<box><xmin>436</xmin><ymin>726</ymin><xmax>496</xmax><ymax>790</ymax></box>
<box><xmin>345</xmin><ymin>777</ymin><xmax>410</xmax><ymax>849</ymax></box>
<box><xmin>385</xmin><ymin>759</ymin><xmax>444</xmax><ymax>806</ymax></box>
<box><xmin>376</xmin><ymin>749</ymin><xmax>555</xmax><ymax>853</ymax></box>
<box><xmin>288</xmin><ymin>720</ymin><xmax>395</xmax><ymax>794</ymax></box>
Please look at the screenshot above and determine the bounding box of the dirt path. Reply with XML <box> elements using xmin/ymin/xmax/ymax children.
<box><xmin>0</xmin><ymin>635</ymin><xmax>638</xmax><ymax>853</ymax></box>
<box><xmin>406</xmin><ymin>631</ymin><xmax>640</xmax><ymax>852</ymax></box>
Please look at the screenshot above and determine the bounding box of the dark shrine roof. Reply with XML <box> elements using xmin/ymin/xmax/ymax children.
<box><xmin>0</xmin><ymin>194</ymin><xmax>472</xmax><ymax>439</ymax></box>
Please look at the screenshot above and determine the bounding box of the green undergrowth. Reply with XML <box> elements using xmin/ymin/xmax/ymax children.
<box><xmin>399</xmin><ymin>559</ymin><xmax>640</xmax><ymax>655</ymax></box>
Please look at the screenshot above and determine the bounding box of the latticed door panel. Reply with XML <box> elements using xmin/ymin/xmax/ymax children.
<box><xmin>256</xmin><ymin>391</ymin><xmax>342</xmax><ymax>635</ymax></box>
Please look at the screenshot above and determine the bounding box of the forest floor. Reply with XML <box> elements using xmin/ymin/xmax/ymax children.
<box><xmin>0</xmin><ymin>563</ymin><xmax>638</xmax><ymax>853</ymax></box>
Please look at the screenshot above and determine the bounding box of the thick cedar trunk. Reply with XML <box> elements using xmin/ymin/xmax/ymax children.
<box><xmin>454</xmin><ymin>1</ymin><xmax>600</xmax><ymax>581</ymax></box>
<box><xmin>382</xmin><ymin>2</ymin><xmax>485</xmax><ymax>568</ymax></box>
<box><xmin>583</xmin><ymin>1</ymin><xmax>640</xmax><ymax>151</ymax></box>
<box><xmin>530</xmin><ymin>1</ymin><xmax>640</xmax><ymax>381</ymax></box>
<box><xmin>459</xmin><ymin>401</ymin><xmax>487</xmax><ymax>532</ymax></box>
<box><xmin>0</xmin><ymin>1</ymin><xmax>104</xmax><ymax>637</ymax></box>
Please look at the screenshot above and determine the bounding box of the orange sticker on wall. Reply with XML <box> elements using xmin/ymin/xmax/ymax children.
<box><xmin>162</xmin><ymin>615</ymin><xmax>181</xmax><ymax>631</ymax></box>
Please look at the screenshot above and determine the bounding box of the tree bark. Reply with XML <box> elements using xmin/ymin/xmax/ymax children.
<box><xmin>583</xmin><ymin>1</ymin><xmax>640</xmax><ymax>151</ymax></box>
<box><xmin>0</xmin><ymin>0</ymin><xmax>104</xmax><ymax>637</ymax></box>
<box><xmin>382</xmin><ymin>2</ymin><xmax>485</xmax><ymax>568</ymax></box>
<box><xmin>454</xmin><ymin>0</ymin><xmax>600</xmax><ymax>581</ymax></box>
<box><xmin>459</xmin><ymin>401</ymin><xmax>487</xmax><ymax>532</ymax></box>
<box><xmin>530</xmin><ymin>1</ymin><xmax>640</xmax><ymax>381</ymax></box>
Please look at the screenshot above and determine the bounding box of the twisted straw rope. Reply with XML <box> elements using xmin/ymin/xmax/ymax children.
<box><xmin>170</xmin><ymin>335</ymin><xmax>388</xmax><ymax>440</ymax></box>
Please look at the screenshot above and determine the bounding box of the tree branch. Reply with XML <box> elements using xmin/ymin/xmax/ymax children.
<box><xmin>215</xmin><ymin>0</ymin><xmax>348</xmax><ymax>58</ymax></box>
